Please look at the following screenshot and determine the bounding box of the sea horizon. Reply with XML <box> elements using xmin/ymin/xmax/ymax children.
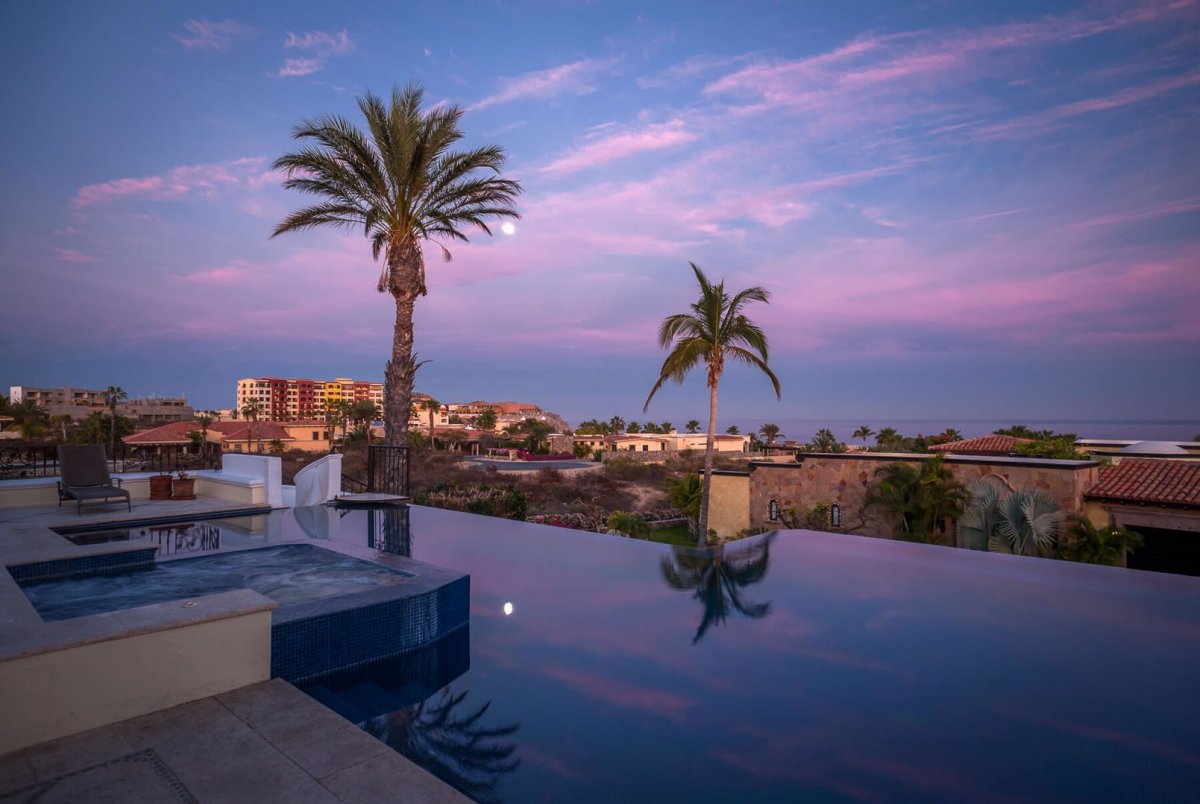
<box><xmin>717</xmin><ymin>418</ymin><xmax>1200</xmax><ymax>445</ymax></box>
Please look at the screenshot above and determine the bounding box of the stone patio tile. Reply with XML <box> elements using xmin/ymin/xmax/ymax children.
<box><xmin>0</xmin><ymin>752</ymin><xmax>35</xmax><ymax>794</ymax></box>
<box><xmin>217</xmin><ymin>681</ymin><xmax>388</xmax><ymax>779</ymax></box>
<box><xmin>15</xmin><ymin>720</ymin><xmax>137</xmax><ymax>781</ymax></box>
<box><xmin>320</xmin><ymin>752</ymin><xmax>470</xmax><ymax>803</ymax></box>
<box><xmin>116</xmin><ymin>695</ymin><xmax>337</xmax><ymax>804</ymax></box>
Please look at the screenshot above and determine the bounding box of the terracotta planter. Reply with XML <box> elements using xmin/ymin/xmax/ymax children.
<box><xmin>171</xmin><ymin>478</ymin><xmax>196</xmax><ymax>501</ymax></box>
<box><xmin>149</xmin><ymin>475</ymin><xmax>173</xmax><ymax>500</ymax></box>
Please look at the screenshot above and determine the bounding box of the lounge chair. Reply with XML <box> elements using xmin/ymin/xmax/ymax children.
<box><xmin>57</xmin><ymin>445</ymin><xmax>131</xmax><ymax>515</ymax></box>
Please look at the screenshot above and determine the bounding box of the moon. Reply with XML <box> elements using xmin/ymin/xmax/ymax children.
<box><xmin>501</xmin><ymin>222</ymin><xmax>516</xmax><ymax>236</ymax></box>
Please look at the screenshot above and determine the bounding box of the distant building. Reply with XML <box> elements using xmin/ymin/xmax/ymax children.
<box><xmin>123</xmin><ymin>419</ymin><xmax>332</xmax><ymax>453</ymax></box>
<box><xmin>574</xmin><ymin>431</ymin><xmax>751</xmax><ymax>458</ymax></box>
<box><xmin>235</xmin><ymin>377</ymin><xmax>384</xmax><ymax>421</ymax></box>
<box><xmin>8</xmin><ymin>385</ymin><xmax>192</xmax><ymax>426</ymax></box>
<box><xmin>928</xmin><ymin>434</ymin><xmax>1034</xmax><ymax>456</ymax></box>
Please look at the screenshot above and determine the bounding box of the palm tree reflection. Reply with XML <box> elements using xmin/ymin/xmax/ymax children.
<box><xmin>362</xmin><ymin>688</ymin><xmax>520</xmax><ymax>802</ymax></box>
<box><xmin>661</xmin><ymin>534</ymin><xmax>774</xmax><ymax>644</ymax></box>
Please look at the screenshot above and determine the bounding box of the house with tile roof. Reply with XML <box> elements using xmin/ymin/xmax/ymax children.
<box><xmin>928</xmin><ymin>434</ymin><xmax>1034</xmax><ymax>456</ymax></box>
<box><xmin>1083</xmin><ymin>458</ymin><xmax>1200</xmax><ymax>575</ymax></box>
<box><xmin>123</xmin><ymin>420</ymin><xmax>331</xmax><ymax>454</ymax></box>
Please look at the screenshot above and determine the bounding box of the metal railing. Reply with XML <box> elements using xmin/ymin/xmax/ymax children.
<box><xmin>0</xmin><ymin>443</ymin><xmax>220</xmax><ymax>480</ymax></box>
<box><xmin>366</xmin><ymin>444</ymin><xmax>410</xmax><ymax>496</ymax></box>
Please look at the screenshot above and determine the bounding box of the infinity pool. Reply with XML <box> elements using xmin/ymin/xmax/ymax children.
<box><xmin>275</xmin><ymin>505</ymin><xmax>1200</xmax><ymax>801</ymax></box>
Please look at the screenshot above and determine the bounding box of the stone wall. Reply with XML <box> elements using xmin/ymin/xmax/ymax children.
<box><xmin>746</xmin><ymin>453</ymin><xmax>1101</xmax><ymax>538</ymax></box>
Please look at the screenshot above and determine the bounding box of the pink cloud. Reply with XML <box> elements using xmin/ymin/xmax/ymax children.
<box><xmin>540</xmin><ymin>119</ymin><xmax>699</xmax><ymax>176</ymax></box>
<box><xmin>468</xmin><ymin>58</ymin><xmax>616</xmax><ymax>111</ymax></box>
<box><xmin>54</xmin><ymin>247</ymin><xmax>95</xmax><ymax>263</ymax></box>
<box><xmin>1075</xmin><ymin>196</ymin><xmax>1200</xmax><ymax>228</ymax></box>
<box><xmin>979</xmin><ymin>69</ymin><xmax>1200</xmax><ymax>138</ymax></box>
<box><xmin>172</xmin><ymin>19</ymin><xmax>252</xmax><ymax>51</ymax></box>
<box><xmin>283</xmin><ymin>29</ymin><xmax>353</xmax><ymax>54</ymax></box>
<box><xmin>277</xmin><ymin>58</ymin><xmax>322</xmax><ymax>78</ymax></box>
<box><xmin>70</xmin><ymin>157</ymin><xmax>267</xmax><ymax>209</ymax></box>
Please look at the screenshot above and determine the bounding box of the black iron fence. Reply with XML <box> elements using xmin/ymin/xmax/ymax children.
<box><xmin>367</xmin><ymin>444</ymin><xmax>410</xmax><ymax>496</ymax></box>
<box><xmin>0</xmin><ymin>443</ymin><xmax>220</xmax><ymax>480</ymax></box>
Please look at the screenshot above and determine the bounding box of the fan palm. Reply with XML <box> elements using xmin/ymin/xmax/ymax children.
<box><xmin>990</xmin><ymin>489</ymin><xmax>1064</xmax><ymax>556</ymax></box>
<box><xmin>644</xmin><ymin>263</ymin><xmax>781</xmax><ymax>545</ymax></box>
<box><xmin>272</xmin><ymin>84</ymin><xmax>521</xmax><ymax>452</ymax></box>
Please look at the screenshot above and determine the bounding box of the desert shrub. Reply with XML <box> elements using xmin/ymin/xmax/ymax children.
<box><xmin>527</xmin><ymin>512</ymin><xmax>599</xmax><ymax>530</ymax></box>
<box><xmin>605</xmin><ymin>510</ymin><xmax>649</xmax><ymax>538</ymax></box>
<box><xmin>573</xmin><ymin>442</ymin><xmax>593</xmax><ymax>459</ymax></box>
<box><xmin>413</xmin><ymin>483</ymin><xmax>528</xmax><ymax>520</ymax></box>
<box><xmin>536</xmin><ymin>467</ymin><xmax>562</xmax><ymax>484</ymax></box>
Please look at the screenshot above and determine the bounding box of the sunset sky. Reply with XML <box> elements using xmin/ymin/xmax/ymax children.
<box><xmin>2</xmin><ymin>1</ymin><xmax>1197</xmax><ymax>424</ymax></box>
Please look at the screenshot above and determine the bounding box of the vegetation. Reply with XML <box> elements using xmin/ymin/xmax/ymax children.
<box><xmin>420</xmin><ymin>397</ymin><xmax>441</xmax><ymax>451</ymax></box>
<box><xmin>1057</xmin><ymin>516</ymin><xmax>1143</xmax><ymax>567</ymax></box>
<box><xmin>807</xmin><ymin>427</ymin><xmax>844</xmax><ymax>453</ymax></box>
<box><xmin>476</xmin><ymin>407</ymin><xmax>498</xmax><ymax>431</ymax></box>
<box><xmin>864</xmin><ymin>457</ymin><xmax>968</xmax><ymax>544</ymax></box>
<box><xmin>686</xmin><ymin>419</ymin><xmax>700</xmax><ymax>433</ymax></box>
<box><xmin>105</xmin><ymin>385</ymin><xmax>127</xmax><ymax>458</ymax></box>
<box><xmin>725</xmin><ymin>425</ymin><xmax>740</xmax><ymax>435</ymax></box>
<box><xmin>852</xmin><ymin>425</ymin><xmax>874</xmax><ymax>447</ymax></box>
<box><xmin>643</xmin><ymin>263</ymin><xmax>781</xmax><ymax>546</ymax></box>
<box><xmin>959</xmin><ymin>480</ymin><xmax>1064</xmax><ymax>556</ymax></box>
<box><xmin>241</xmin><ymin>398</ymin><xmax>264</xmax><ymax>453</ymax></box>
<box><xmin>413</xmin><ymin>483</ymin><xmax>528</xmax><ymax>520</ymax></box>
<box><xmin>504</xmin><ymin>418</ymin><xmax>553</xmax><ymax>453</ymax></box>
<box><xmin>666</xmin><ymin>473</ymin><xmax>703</xmax><ymax>537</ymax></box>
<box><xmin>759</xmin><ymin>422</ymin><xmax>781</xmax><ymax>445</ymax></box>
<box><xmin>605</xmin><ymin>510</ymin><xmax>650</xmax><ymax>538</ymax></box>
<box><xmin>272</xmin><ymin>83</ymin><xmax>521</xmax><ymax>450</ymax></box>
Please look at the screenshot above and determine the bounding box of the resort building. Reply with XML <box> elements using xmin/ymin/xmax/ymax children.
<box><xmin>123</xmin><ymin>420</ymin><xmax>332</xmax><ymax>453</ymax></box>
<box><xmin>8</xmin><ymin>385</ymin><xmax>193</xmax><ymax>426</ymax></box>
<box><xmin>574</xmin><ymin>431</ymin><xmax>752</xmax><ymax>457</ymax></box>
<box><xmin>235</xmin><ymin>377</ymin><xmax>383</xmax><ymax>421</ymax></box>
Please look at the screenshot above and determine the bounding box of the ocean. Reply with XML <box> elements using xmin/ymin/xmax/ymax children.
<box><xmin>719</xmin><ymin>418</ymin><xmax>1200</xmax><ymax>445</ymax></box>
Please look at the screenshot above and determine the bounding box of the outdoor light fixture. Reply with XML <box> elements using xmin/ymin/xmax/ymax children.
<box><xmin>503</xmin><ymin>602</ymin><xmax>514</xmax><ymax>616</ymax></box>
<box><xmin>769</xmin><ymin>499</ymin><xmax>780</xmax><ymax>521</ymax></box>
<box><xmin>831</xmin><ymin>503</ymin><xmax>842</xmax><ymax>528</ymax></box>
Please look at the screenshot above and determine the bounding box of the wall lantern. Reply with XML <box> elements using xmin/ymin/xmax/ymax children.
<box><xmin>831</xmin><ymin>503</ymin><xmax>842</xmax><ymax>528</ymax></box>
<box><xmin>768</xmin><ymin>499</ymin><xmax>780</xmax><ymax>522</ymax></box>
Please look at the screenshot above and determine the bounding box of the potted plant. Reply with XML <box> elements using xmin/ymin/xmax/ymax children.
<box><xmin>171</xmin><ymin>470</ymin><xmax>196</xmax><ymax>501</ymax></box>
<box><xmin>149</xmin><ymin>469</ymin><xmax>173</xmax><ymax>500</ymax></box>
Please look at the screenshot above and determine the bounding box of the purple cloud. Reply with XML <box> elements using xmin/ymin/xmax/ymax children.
<box><xmin>172</xmin><ymin>19</ymin><xmax>253</xmax><ymax>51</ymax></box>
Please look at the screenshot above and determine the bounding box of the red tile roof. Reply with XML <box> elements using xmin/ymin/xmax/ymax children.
<box><xmin>123</xmin><ymin>420</ymin><xmax>294</xmax><ymax>445</ymax></box>
<box><xmin>1085</xmin><ymin>459</ymin><xmax>1200</xmax><ymax>507</ymax></box>
<box><xmin>928</xmin><ymin>434</ymin><xmax>1033</xmax><ymax>455</ymax></box>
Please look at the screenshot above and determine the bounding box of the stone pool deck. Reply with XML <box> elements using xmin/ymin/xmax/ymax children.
<box><xmin>0</xmin><ymin>679</ymin><xmax>466</xmax><ymax>803</ymax></box>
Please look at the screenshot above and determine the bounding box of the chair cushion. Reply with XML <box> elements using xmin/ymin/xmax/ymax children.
<box><xmin>63</xmin><ymin>486</ymin><xmax>130</xmax><ymax>501</ymax></box>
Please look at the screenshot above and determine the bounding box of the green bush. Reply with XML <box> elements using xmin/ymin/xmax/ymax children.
<box><xmin>605</xmin><ymin>510</ymin><xmax>649</xmax><ymax>538</ymax></box>
<box><xmin>413</xmin><ymin>483</ymin><xmax>528</xmax><ymax>520</ymax></box>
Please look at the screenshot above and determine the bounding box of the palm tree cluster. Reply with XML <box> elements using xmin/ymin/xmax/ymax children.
<box><xmin>645</xmin><ymin>263</ymin><xmax>781</xmax><ymax>546</ymax></box>
<box><xmin>273</xmin><ymin>84</ymin><xmax>521</xmax><ymax>452</ymax></box>
<box><xmin>864</xmin><ymin>457</ymin><xmax>969</xmax><ymax>544</ymax></box>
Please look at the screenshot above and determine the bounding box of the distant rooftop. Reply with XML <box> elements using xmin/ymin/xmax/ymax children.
<box><xmin>1086</xmin><ymin>459</ymin><xmax>1200</xmax><ymax>507</ymax></box>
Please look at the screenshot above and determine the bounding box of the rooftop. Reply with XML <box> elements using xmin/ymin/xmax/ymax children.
<box><xmin>928</xmin><ymin>434</ymin><xmax>1034</xmax><ymax>455</ymax></box>
<box><xmin>1086</xmin><ymin>458</ymin><xmax>1200</xmax><ymax>507</ymax></box>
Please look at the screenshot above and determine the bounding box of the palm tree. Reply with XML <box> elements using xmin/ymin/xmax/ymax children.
<box><xmin>476</xmin><ymin>407</ymin><xmax>498</xmax><ymax>432</ymax></box>
<box><xmin>105</xmin><ymin>385</ymin><xmax>126</xmax><ymax>459</ymax></box>
<box><xmin>875</xmin><ymin>427</ymin><xmax>901</xmax><ymax>451</ymax></box>
<box><xmin>644</xmin><ymin>263</ymin><xmax>781</xmax><ymax>546</ymax></box>
<box><xmin>991</xmin><ymin>489</ymin><xmax>1064</xmax><ymax>556</ymax></box>
<box><xmin>195</xmin><ymin>414</ymin><xmax>214</xmax><ymax>465</ymax></box>
<box><xmin>852</xmin><ymin>425</ymin><xmax>874</xmax><ymax>447</ymax></box>
<box><xmin>272</xmin><ymin>84</ymin><xmax>521</xmax><ymax>456</ymax></box>
<box><xmin>660</xmin><ymin>536</ymin><xmax>774</xmax><ymax>643</ymax></box>
<box><xmin>241</xmin><ymin>399</ymin><xmax>263</xmax><ymax>454</ymax></box>
<box><xmin>759</xmin><ymin>422</ymin><xmax>781</xmax><ymax>446</ymax></box>
<box><xmin>725</xmin><ymin>425</ymin><xmax>741</xmax><ymax>435</ymax></box>
<box><xmin>808</xmin><ymin>427</ymin><xmax>844</xmax><ymax>453</ymax></box>
<box><xmin>1058</xmin><ymin>516</ymin><xmax>1143</xmax><ymax>567</ymax></box>
<box><xmin>608</xmin><ymin>416</ymin><xmax>626</xmax><ymax>434</ymax></box>
<box><xmin>685</xmin><ymin>419</ymin><xmax>700</xmax><ymax>434</ymax></box>
<box><xmin>420</xmin><ymin>397</ymin><xmax>441</xmax><ymax>451</ymax></box>
<box><xmin>50</xmin><ymin>414</ymin><xmax>73</xmax><ymax>442</ymax></box>
<box><xmin>864</xmin><ymin>457</ymin><xmax>968</xmax><ymax>544</ymax></box>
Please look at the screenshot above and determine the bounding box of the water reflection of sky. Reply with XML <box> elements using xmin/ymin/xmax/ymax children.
<box><xmin>298</xmin><ymin>505</ymin><xmax>1200</xmax><ymax>801</ymax></box>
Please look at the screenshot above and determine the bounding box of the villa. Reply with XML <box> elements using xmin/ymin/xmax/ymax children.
<box><xmin>1</xmin><ymin>444</ymin><xmax>1199</xmax><ymax>800</ymax></box>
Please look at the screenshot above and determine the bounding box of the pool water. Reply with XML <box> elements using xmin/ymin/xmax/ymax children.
<box><xmin>285</xmin><ymin>505</ymin><xmax>1200</xmax><ymax>801</ymax></box>
<box><xmin>19</xmin><ymin>543</ymin><xmax>411</xmax><ymax>621</ymax></box>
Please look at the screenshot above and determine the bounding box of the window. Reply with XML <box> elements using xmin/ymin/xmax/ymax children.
<box><xmin>642</xmin><ymin>444</ymin><xmax>649</xmax><ymax>451</ymax></box>
<box><xmin>311</xmin><ymin>432</ymin><xmax>319</xmax><ymax>440</ymax></box>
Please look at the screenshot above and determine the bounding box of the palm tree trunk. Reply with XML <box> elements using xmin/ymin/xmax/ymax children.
<box><xmin>384</xmin><ymin>244</ymin><xmax>421</xmax><ymax>449</ymax></box>
<box><xmin>697</xmin><ymin>380</ymin><xmax>719</xmax><ymax>546</ymax></box>
<box><xmin>109</xmin><ymin>405</ymin><xmax>115</xmax><ymax>460</ymax></box>
<box><xmin>428</xmin><ymin>410</ymin><xmax>435</xmax><ymax>451</ymax></box>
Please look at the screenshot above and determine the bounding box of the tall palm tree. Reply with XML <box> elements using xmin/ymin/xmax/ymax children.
<box><xmin>195</xmin><ymin>414</ymin><xmax>214</xmax><ymax>465</ymax></box>
<box><xmin>852</xmin><ymin>425</ymin><xmax>874</xmax><ymax>447</ymax></box>
<box><xmin>660</xmin><ymin>536</ymin><xmax>773</xmax><ymax>643</ymax></box>
<box><xmin>272</xmin><ymin>84</ymin><xmax>520</xmax><ymax>455</ymax></box>
<box><xmin>608</xmin><ymin>415</ymin><xmax>626</xmax><ymax>434</ymax></box>
<box><xmin>105</xmin><ymin>385</ymin><xmax>126</xmax><ymax>459</ymax></box>
<box><xmin>645</xmin><ymin>263</ymin><xmax>781</xmax><ymax>545</ymax></box>
<box><xmin>420</xmin><ymin>397</ymin><xmax>441</xmax><ymax>451</ymax></box>
<box><xmin>241</xmin><ymin>399</ymin><xmax>263</xmax><ymax>454</ymax></box>
<box><xmin>759</xmin><ymin>422</ymin><xmax>781</xmax><ymax>446</ymax></box>
<box><xmin>685</xmin><ymin>419</ymin><xmax>700</xmax><ymax>434</ymax></box>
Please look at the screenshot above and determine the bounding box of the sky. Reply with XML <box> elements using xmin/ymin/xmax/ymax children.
<box><xmin>1</xmin><ymin>0</ymin><xmax>1198</xmax><ymax>426</ymax></box>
